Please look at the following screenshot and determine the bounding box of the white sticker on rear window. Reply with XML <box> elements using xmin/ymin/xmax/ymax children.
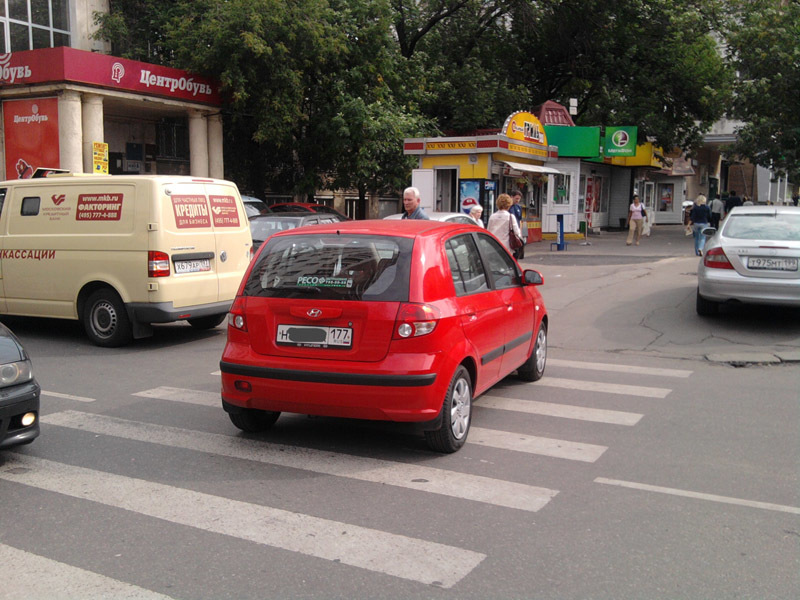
<box><xmin>297</xmin><ymin>276</ymin><xmax>353</xmax><ymax>288</ymax></box>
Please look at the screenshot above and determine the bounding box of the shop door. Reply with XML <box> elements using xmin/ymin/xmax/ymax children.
<box><xmin>436</xmin><ymin>169</ymin><xmax>457</xmax><ymax>212</ymax></box>
<box><xmin>643</xmin><ymin>182</ymin><xmax>655</xmax><ymax>224</ymax></box>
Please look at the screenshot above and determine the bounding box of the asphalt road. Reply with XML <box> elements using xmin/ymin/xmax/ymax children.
<box><xmin>1</xmin><ymin>224</ymin><xmax>798</xmax><ymax>599</ymax></box>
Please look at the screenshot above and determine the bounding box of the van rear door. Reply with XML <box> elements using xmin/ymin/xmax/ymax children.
<box><xmin>202</xmin><ymin>181</ymin><xmax>252</xmax><ymax>303</ymax></box>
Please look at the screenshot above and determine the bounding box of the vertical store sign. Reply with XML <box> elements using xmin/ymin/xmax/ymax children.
<box><xmin>3</xmin><ymin>97</ymin><xmax>60</xmax><ymax>178</ymax></box>
<box><xmin>585</xmin><ymin>177</ymin><xmax>594</xmax><ymax>227</ymax></box>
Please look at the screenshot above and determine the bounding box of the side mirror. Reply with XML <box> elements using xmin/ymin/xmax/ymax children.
<box><xmin>524</xmin><ymin>270</ymin><xmax>544</xmax><ymax>286</ymax></box>
<box><xmin>702</xmin><ymin>227</ymin><xmax>716</xmax><ymax>236</ymax></box>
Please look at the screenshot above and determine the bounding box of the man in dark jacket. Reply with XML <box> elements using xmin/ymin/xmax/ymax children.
<box><xmin>725</xmin><ymin>190</ymin><xmax>742</xmax><ymax>214</ymax></box>
<box><xmin>401</xmin><ymin>187</ymin><xmax>430</xmax><ymax>220</ymax></box>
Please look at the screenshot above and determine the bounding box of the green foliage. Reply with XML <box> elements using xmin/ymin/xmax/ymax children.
<box><xmin>726</xmin><ymin>0</ymin><xmax>800</xmax><ymax>180</ymax></box>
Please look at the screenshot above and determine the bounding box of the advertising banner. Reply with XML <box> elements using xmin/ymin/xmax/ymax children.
<box><xmin>2</xmin><ymin>97</ymin><xmax>60</xmax><ymax>179</ymax></box>
<box><xmin>171</xmin><ymin>195</ymin><xmax>211</xmax><ymax>229</ymax></box>
<box><xmin>209</xmin><ymin>195</ymin><xmax>241</xmax><ymax>227</ymax></box>
<box><xmin>603</xmin><ymin>126</ymin><xmax>637</xmax><ymax>157</ymax></box>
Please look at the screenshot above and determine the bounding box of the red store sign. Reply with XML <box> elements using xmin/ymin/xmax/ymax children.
<box><xmin>0</xmin><ymin>48</ymin><xmax>221</xmax><ymax>106</ymax></box>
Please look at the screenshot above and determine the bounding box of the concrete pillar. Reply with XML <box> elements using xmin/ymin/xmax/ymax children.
<box><xmin>207</xmin><ymin>113</ymin><xmax>224</xmax><ymax>179</ymax></box>
<box><xmin>333</xmin><ymin>191</ymin><xmax>346</xmax><ymax>216</ymax></box>
<box><xmin>188</xmin><ymin>110</ymin><xmax>209</xmax><ymax>177</ymax></box>
<box><xmin>58</xmin><ymin>90</ymin><xmax>83</xmax><ymax>173</ymax></box>
<box><xmin>81</xmin><ymin>94</ymin><xmax>104</xmax><ymax>173</ymax></box>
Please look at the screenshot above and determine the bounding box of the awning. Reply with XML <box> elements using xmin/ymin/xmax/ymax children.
<box><xmin>501</xmin><ymin>160</ymin><xmax>561</xmax><ymax>175</ymax></box>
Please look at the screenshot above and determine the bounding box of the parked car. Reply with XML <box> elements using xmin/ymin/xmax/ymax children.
<box><xmin>221</xmin><ymin>219</ymin><xmax>547</xmax><ymax>453</ymax></box>
<box><xmin>269</xmin><ymin>202</ymin><xmax>350</xmax><ymax>221</ymax></box>
<box><xmin>696</xmin><ymin>205</ymin><xmax>800</xmax><ymax>315</ymax></box>
<box><xmin>0</xmin><ymin>323</ymin><xmax>40</xmax><ymax>449</ymax></box>
<box><xmin>242</xmin><ymin>196</ymin><xmax>271</xmax><ymax>219</ymax></box>
<box><xmin>384</xmin><ymin>211</ymin><xmax>483</xmax><ymax>226</ymax></box>
<box><xmin>249</xmin><ymin>212</ymin><xmax>347</xmax><ymax>248</ymax></box>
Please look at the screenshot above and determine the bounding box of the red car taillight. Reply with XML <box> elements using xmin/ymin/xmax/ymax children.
<box><xmin>148</xmin><ymin>251</ymin><xmax>170</xmax><ymax>277</ymax></box>
<box><xmin>703</xmin><ymin>247</ymin><xmax>734</xmax><ymax>269</ymax></box>
<box><xmin>227</xmin><ymin>296</ymin><xmax>248</xmax><ymax>332</ymax></box>
<box><xmin>393</xmin><ymin>303</ymin><xmax>440</xmax><ymax>339</ymax></box>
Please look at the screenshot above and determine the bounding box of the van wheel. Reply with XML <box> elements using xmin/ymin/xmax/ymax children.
<box><xmin>229</xmin><ymin>409</ymin><xmax>280</xmax><ymax>433</ymax></box>
<box><xmin>188</xmin><ymin>314</ymin><xmax>226</xmax><ymax>330</ymax></box>
<box><xmin>517</xmin><ymin>322</ymin><xmax>547</xmax><ymax>382</ymax></box>
<box><xmin>83</xmin><ymin>289</ymin><xmax>133</xmax><ymax>347</ymax></box>
<box><xmin>425</xmin><ymin>365</ymin><xmax>472</xmax><ymax>453</ymax></box>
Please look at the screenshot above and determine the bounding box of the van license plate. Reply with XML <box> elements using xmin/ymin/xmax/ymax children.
<box><xmin>174</xmin><ymin>259</ymin><xmax>211</xmax><ymax>274</ymax></box>
<box><xmin>747</xmin><ymin>257</ymin><xmax>798</xmax><ymax>271</ymax></box>
<box><xmin>276</xmin><ymin>325</ymin><xmax>352</xmax><ymax>348</ymax></box>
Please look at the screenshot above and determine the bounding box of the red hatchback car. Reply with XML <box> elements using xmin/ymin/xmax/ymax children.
<box><xmin>221</xmin><ymin>219</ymin><xmax>547</xmax><ymax>452</ymax></box>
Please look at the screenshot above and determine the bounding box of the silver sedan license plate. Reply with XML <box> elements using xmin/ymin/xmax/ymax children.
<box><xmin>747</xmin><ymin>257</ymin><xmax>798</xmax><ymax>271</ymax></box>
<box><xmin>174</xmin><ymin>259</ymin><xmax>211</xmax><ymax>274</ymax></box>
<box><xmin>276</xmin><ymin>325</ymin><xmax>352</xmax><ymax>348</ymax></box>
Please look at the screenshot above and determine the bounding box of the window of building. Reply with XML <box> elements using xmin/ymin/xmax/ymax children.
<box><xmin>157</xmin><ymin>118</ymin><xmax>190</xmax><ymax>160</ymax></box>
<box><xmin>1</xmin><ymin>0</ymin><xmax>70</xmax><ymax>52</ymax></box>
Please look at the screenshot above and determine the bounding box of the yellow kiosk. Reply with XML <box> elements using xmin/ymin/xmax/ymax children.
<box><xmin>404</xmin><ymin>111</ymin><xmax>561</xmax><ymax>244</ymax></box>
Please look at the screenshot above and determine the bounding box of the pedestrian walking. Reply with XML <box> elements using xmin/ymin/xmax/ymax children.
<box><xmin>400</xmin><ymin>187</ymin><xmax>430</xmax><ymax>220</ymax></box>
<box><xmin>626</xmin><ymin>194</ymin><xmax>646</xmax><ymax>246</ymax></box>
<box><xmin>509</xmin><ymin>190</ymin><xmax>522</xmax><ymax>226</ymax></box>
<box><xmin>710</xmin><ymin>195</ymin><xmax>724</xmax><ymax>228</ymax></box>
<box><xmin>487</xmin><ymin>193</ymin><xmax>522</xmax><ymax>252</ymax></box>
<box><xmin>724</xmin><ymin>189</ymin><xmax>742</xmax><ymax>214</ymax></box>
<box><xmin>742</xmin><ymin>195</ymin><xmax>753</xmax><ymax>206</ymax></box>
<box><xmin>688</xmin><ymin>194</ymin><xmax>711</xmax><ymax>256</ymax></box>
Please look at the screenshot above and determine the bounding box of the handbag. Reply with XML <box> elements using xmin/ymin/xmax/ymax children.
<box><xmin>508</xmin><ymin>214</ymin><xmax>524</xmax><ymax>250</ymax></box>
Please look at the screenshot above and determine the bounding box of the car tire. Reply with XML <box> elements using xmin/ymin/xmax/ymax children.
<box><xmin>228</xmin><ymin>409</ymin><xmax>280</xmax><ymax>433</ymax></box>
<box><xmin>517</xmin><ymin>322</ymin><xmax>547</xmax><ymax>382</ymax></box>
<box><xmin>83</xmin><ymin>288</ymin><xmax>133</xmax><ymax>347</ymax></box>
<box><xmin>187</xmin><ymin>314</ymin><xmax>226</xmax><ymax>330</ymax></box>
<box><xmin>425</xmin><ymin>365</ymin><xmax>472</xmax><ymax>453</ymax></box>
<box><xmin>696</xmin><ymin>288</ymin><xmax>719</xmax><ymax>316</ymax></box>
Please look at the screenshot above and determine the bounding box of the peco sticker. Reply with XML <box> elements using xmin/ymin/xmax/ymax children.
<box><xmin>209</xmin><ymin>195</ymin><xmax>240</xmax><ymax>227</ymax></box>
<box><xmin>76</xmin><ymin>193</ymin><xmax>123</xmax><ymax>221</ymax></box>
<box><xmin>171</xmin><ymin>195</ymin><xmax>211</xmax><ymax>228</ymax></box>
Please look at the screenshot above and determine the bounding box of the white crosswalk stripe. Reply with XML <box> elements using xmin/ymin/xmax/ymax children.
<box><xmin>41</xmin><ymin>390</ymin><xmax>96</xmax><ymax>403</ymax></box>
<box><xmin>476</xmin><ymin>395</ymin><xmax>643</xmax><ymax>425</ymax></box>
<box><xmin>0</xmin><ymin>543</ymin><xmax>176</xmax><ymax>599</ymax></box>
<box><xmin>468</xmin><ymin>427</ymin><xmax>608</xmax><ymax>462</ymax></box>
<box><xmin>530</xmin><ymin>376</ymin><xmax>672</xmax><ymax>398</ymax></box>
<box><xmin>42</xmin><ymin>410</ymin><xmax>558</xmax><ymax>513</ymax></box>
<box><xmin>133</xmin><ymin>386</ymin><xmax>219</xmax><ymax>407</ymax></box>
<box><xmin>0</xmin><ymin>454</ymin><xmax>485</xmax><ymax>588</ymax></box>
<box><xmin>547</xmin><ymin>358</ymin><xmax>692</xmax><ymax>378</ymax></box>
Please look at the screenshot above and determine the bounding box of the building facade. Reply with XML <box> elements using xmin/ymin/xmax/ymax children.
<box><xmin>1</xmin><ymin>1</ymin><xmax>224</xmax><ymax>181</ymax></box>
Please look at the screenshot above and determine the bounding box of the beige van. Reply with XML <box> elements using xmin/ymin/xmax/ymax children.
<box><xmin>0</xmin><ymin>174</ymin><xmax>252</xmax><ymax>346</ymax></box>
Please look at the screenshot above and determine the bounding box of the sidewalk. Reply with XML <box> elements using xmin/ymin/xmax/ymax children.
<box><xmin>519</xmin><ymin>224</ymin><xmax>695</xmax><ymax>267</ymax></box>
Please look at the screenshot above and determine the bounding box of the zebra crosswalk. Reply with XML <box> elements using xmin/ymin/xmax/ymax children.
<box><xmin>1</xmin><ymin>357</ymin><xmax>691</xmax><ymax>596</ymax></box>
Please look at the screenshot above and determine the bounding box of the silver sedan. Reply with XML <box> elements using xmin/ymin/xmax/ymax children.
<box><xmin>696</xmin><ymin>205</ymin><xmax>800</xmax><ymax>315</ymax></box>
<box><xmin>384</xmin><ymin>211</ymin><xmax>482</xmax><ymax>226</ymax></box>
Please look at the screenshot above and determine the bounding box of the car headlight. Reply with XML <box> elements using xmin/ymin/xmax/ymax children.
<box><xmin>0</xmin><ymin>360</ymin><xmax>33</xmax><ymax>387</ymax></box>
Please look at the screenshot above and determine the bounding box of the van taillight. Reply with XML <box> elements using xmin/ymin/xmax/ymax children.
<box><xmin>228</xmin><ymin>297</ymin><xmax>247</xmax><ymax>332</ymax></box>
<box><xmin>393</xmin><ymin>303</ymin><xmax>440</xmax><ymax>339</ymax></box>
<box><xmin>148</xmin><ymin>251</ymin><xmax>170</xmax><ymax>277</ymax></box>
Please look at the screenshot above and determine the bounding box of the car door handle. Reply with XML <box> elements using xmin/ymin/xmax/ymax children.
<box><xmin>463</xmin><ymin>307</ymin><xmax>478</xmax><ymax>322</ymax></box>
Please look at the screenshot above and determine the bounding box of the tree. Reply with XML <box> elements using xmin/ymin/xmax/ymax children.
<box><xmin>725</xmin><ymin>0</ymin><xmax>800</xmax><ymax>180</ymax></box>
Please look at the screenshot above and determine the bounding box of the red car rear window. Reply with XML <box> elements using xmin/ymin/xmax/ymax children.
<box><xmin>244</xmin><ymin>234</ymin><xmax>414</xmax><ymax>301</ymax></box>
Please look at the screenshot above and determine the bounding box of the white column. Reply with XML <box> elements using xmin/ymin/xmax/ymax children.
<box><xmin>207</xmin><ymin>112</ymin><xmax>224</xmax><ymax>179</ymax></box>
<box><xmin>188</xmin><ymin>110</ymin><xmax>209</xmax><ymax>177</ymax></box>
<box><xmin>81</xmin><ymin>94</ymin><xmax>104</xmax><ymax>173</ymax></box>
<box><xmin>58</xmin><ymin>90</ymin><xmax>83</xmax><ymax>173</ymax></box>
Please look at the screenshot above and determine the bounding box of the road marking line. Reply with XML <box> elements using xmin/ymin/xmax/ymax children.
<box><xmin>469</xmin><ymin>427</ymin><xmax>607</xmax><ymax>462</ymax></box>
<box><xmin>133</xmin><ymin>386</ymin><xmax>219</xmax><ymax>407</ymax></box>
<box><xmin>210</xmin><ymin>370</ymin><xmax>221</xmax><ymax>376</ymax></box>
<box><xmin>532</xmin><ymin>377</ymin><xmax>672</xmax><ymax>398</ymax></box>
<box><xmin>0</xmin><ymin>454</ymin><xmax>485</xmax><ymax>588</ymax></box>
<box><xmin>41</xmin><ymin>411</ymin><xmax>558</xmax><ymax>513</ymax></box>
<box><xmin>477</xmin><ymin>396</ymin><xmax>642</xmax><ymax>426</ymax></box>
<box><xmin>548</xmin><ymin>358</ymin><xmax>692</xmax><ymax>378</ymax></box>
<box><xmin>40</xmin><ymin>390</ymin><xmax>96</xmax><ymax>403</ymax></box>
<box><xmin>595</xmin><ymin>477</ymin><xmax>800</xmax><ymax>515</ymax></box>
<box><xmin>0</xmin><ymin>543</ymin><xmax>176</xmax><ymax>599</ymax></box>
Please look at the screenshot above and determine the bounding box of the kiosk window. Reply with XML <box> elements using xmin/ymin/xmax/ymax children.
<box><xmin>21</xmin><ymin>197</ymin><xmax>41</xmax><ymax>216</ymax></box>
<box><xmin>0</xmin><ymin>188</ymin><xmax>6</xmax><ymax>215</ymax></box>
